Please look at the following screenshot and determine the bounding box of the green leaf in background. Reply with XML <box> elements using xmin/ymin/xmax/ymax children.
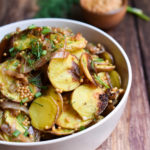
<box><xmin>35</xmin><ymin>0</ymin><xmax>79</xmax><ymax>18</ymax></box>
<box><xmin>127</xmin><ymin>6</ymin><xmax>150</xmax><ymax>21</ymax></box>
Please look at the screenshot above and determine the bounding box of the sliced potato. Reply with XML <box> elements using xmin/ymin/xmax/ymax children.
<box><xmin>13</xmin><ymin>34</ymin><xmax>37</xmax><ymax>50</ymax></box>
<box><xmin>70</xmin><ymin>49</ymin><xmax>86</xmax><ymax>59</ymax></box>
<box><xmin>50</xmin><ymin>127</ymin><xmax>74</xmax><ymax>136</ymax></box>
<box><xmin>109</xmin><ymin>70</ymin><xmax>121</xmax><ymax>88</ymax></box>
<box><xmin>66</xmin><ymin>33</ymin><xmax>87</xmax><ymax>52</ymax></box>
<box><xmin>4</xmin><ymin>110</ymin><xmax>28</xmax><ymax>133</ymax></box>
<box><xmin>71</xmin><ymin>84</ymin><xmax>108</xmax><ymax>120</ymax></box>
<box><xmin>44</xmin><ymin>86</ymin><xmax>63</xmax><ymax>117</ymax></box>
<box><xmin>11</xmin><ymin>27</ymin><xmax>43</xmax><ymax>51</ymax></box>
<box><xmin>29</xmin><ymin>96</ymin><xmax>58</xmax><ymax>130</ymax></box>
<box><xmin>80</xmin><ymin>53</ymin><xmax>96</xmax><ymax>85</ymax></box>
<box><xmin>0</xmin><ymin>132</ymin><xmax>4</xmax><ymax>141</ymax></box>
<box><xmin>0</xmin><ymin>59</ymin><xmax>38</xmax><ymax>102</ymax></box>
<box><xmin>100</xmin><ymin>51</ymin><xmax>114</xmax><ymax>64</ymax></box>
<box><xmin>0</xmin><ymin>109</ymin><xmax>3</xmax><ymax>127</ymax></box>
<box><xmin>50</xmin><ymin>33</ymin><xmax>65</xmax><ymax>50</ymax></box>
<box><xmin>48</xmin><ymin>52</ymin><xmax>80</xmax><ymax>92</ymax></box>
<box><xmin>49</xmin><ymin>32</ymin><xmax>87</xmax><ymax>52</ymax></box>
<box><xmin>0</xmin><ymin>132</ymin><xmax>10</xmax><ymax>141</ymax></box>
<box><xmin>56</xmin><ymin>103</ymin><xmax>92</xmax><ymax>129</ymax></box>
<box><xmin>2</xmin><ymin>110</ymin><xmax>38</xmax><ymax>142</ymax></box>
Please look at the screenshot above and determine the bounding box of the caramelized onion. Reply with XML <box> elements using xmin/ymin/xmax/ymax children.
<box><xmin>0</xmin><ymin>101</ymin><xmax>29</xmax><ymax>115</ymax></box>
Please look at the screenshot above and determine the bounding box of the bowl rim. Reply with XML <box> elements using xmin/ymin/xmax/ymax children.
<box><xmin>0</xmin><ymin>18</ymin><xmax>132</xmax><ymax>146</ymax></box>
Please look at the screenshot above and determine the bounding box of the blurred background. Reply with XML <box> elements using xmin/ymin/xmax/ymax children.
<box><xmin>0</xmin><ymin>0</ymin><xmax>149</xmax><ymax>29</ymax></box>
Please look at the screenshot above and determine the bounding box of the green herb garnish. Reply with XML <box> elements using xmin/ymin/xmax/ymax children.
<box><xmin>13</xmin><ymin>61</ymin><xmax>19</xmax><ymax>67</ymax></box>
<box><xmin>42</xmin><ymin>27</ymin><xmax>51</xmax><ymax>35</ymax></box>
<box><xmin>28</xmin><ymin>24</ymin><xmax>36</xmax><ymax>29</ymax></box>
<box><xmin>20</xmin><ymin>97</ymin><xmax>28</xmax><ymax>105</ymax></box>
<box><xmin>5</xmin><ymin>33</ymin><xmax>11</xmax><ymax>39</ymax></box>
<box><xmin>17</xmin><ymin>114</ymin><xmax>29</xmax><ymax>137</ymax></box>
<box><xmin>79</xmin><ymin>126</ymin><xmax>85</xmax><ymax>131</ymax></box>
<box><xmin>33</xmin><ymin>101</ymin><xmax>43</xmax><ymax>107</ymax></box>
<box><xmin>21</xmin><ymin>34</ymin><xmax>27</xmax><ymax>40</ymax></box>
<box><xmin>94</xmin><ymin>74</ymin><xmax>110</xmax><ymax>89</ymax></box>
<box><xmin>127</xmin><ymin>6</ymin><xmax>150</xmax><ymax>21</ymax></box>
<box><xmin>24</xmin><ymin>130</ymin><xmax>29</xmax><ymax>137</ymax></box>
<box><xmin>13</xmin><ymin>130</ymin><xmax>21</xmax><ymax>137</ymax></box>
<box><xmin>29</xmin><ymin>74</ymin><xmax>42</xmax><ymax>87</ymax></box>
<box><xmin>91</xmin><ymin>60</ymin><xmax>95</xmax><ymax>70</ymax></box>
<box><xmin>94</xmin><ymin>58</ymin><xmax>104</xmax><ymax>62</ymax></box>
<box><xmin>30</xmin><ymin>39</ymin><xmax>43</xmax><ymax>60</ymax></box>
<box><xmin>29</xmin><ymin>74</ymin><xmax>48</xmax><ymax>89</ymax></box>
<box><xmin>40</xmin><ymin>86</ymin><xmax>48</xmax><ymax>90</ymax></box>
<box><xmin>27</xmin><ymin>59</ymin><xmax>35</xmax><ymax>67</ymax></box>
<box><xmin>42</xmin><ymin>50</ymin><xmax>47</xmax><ymax>56</ymax></box>
<box><xmin>50</xmin><ymin>40</ymin><xmax>55</xmax><ymax>50</ymax></box>
<box><xmin>29</xmin><ymin>86</ymin><xmax>33</xmax><ymax>93</ymax></box>
<box><xmin>0</xmin><ymin>112</ymin><xmax>3</xmax><ymax>120</ymax></box>
<box><xmin>35</xmin><ymin>92</ymin><xmax>42</xmax><ymax>98</ymax></box>
<box><xmin>9</xmin><ymin>47</ymin><xmax>14</xmax><ymax>53</ymax></box>
<box><xmin>17</xmin><ymin>113</ymin><xmax>25</xmax><ymax>123</ymax></box>
<box><xmin>9</xmin><ymin>47</ymin><xmax>18</xmax><ymax>57</ymax></box>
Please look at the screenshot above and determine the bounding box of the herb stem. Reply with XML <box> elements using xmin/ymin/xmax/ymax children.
<box><xmin>33</xmin><ymin>101</ymin><xmax>43</xmax><ymax>107</ymax></box>
<box><xmin>127</xmin><ymin>6</ymin><xmax>150</xmax><ymax>21</ymax></box>
<box><xmin>94</xmin><ymin>74</ymin><xmax>110</xmax><ymax>89</ymax></box>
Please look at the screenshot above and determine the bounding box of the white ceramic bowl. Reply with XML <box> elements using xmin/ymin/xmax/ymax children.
<box><xmin>0</xmin><ymin>18</ymin><xmax>132</xmax><ymax>150</ymax></box>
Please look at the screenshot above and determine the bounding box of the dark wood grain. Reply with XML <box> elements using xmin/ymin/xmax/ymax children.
<box><xmin>97</xmin><ymin>12</ymin><xmax>150</xmax><ymax>150</ymax></box>
<box><xmin>132</xmin><ymin>0</ymin><xmax>150</xmax><ymax>101</ymax></box>
<box><xmin>0</xmin><ymin>0</ymin><xmax>38</xmax><ymax>26</ymax></box>
<box><xmin>0</xmin><ymin>0</ymin><xmax>150</xmax><ymax>149</ymax></box>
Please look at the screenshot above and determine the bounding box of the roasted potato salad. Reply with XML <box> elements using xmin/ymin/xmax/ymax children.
<box><xmin>0</xmin><ymin>25</ymin><xmax>124</xmax><ymax>142</ymax></box>
<box><xmin>48</xmin><ymin>52</ymin><xmax>80</xmax><ymax>92</ymax></box>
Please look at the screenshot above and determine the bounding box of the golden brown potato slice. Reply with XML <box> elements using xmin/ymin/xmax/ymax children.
<box><xmin>66</xmin><ymin>33</ymin><xmax>87</xmax><ymax>52</ymax></box>
<box><xmin>2</xmin><ymin>110</ymin><xmax>39</xmax><ymax>142</ymax></box>
<box><xmin>71</xmin><ymin>84</ymin><xmax>108</xmax><ymax>120</ymax></box>
<box><xmin>70</xmin><ymin>49</ymin><xmax>86</xmax><ymax>59</ymax></box>
<box><xmin>80</xmin><ymin>53</ymin><xmax>96</xmax><ymax>85</ymax></box>
<box><xmin>4</xmin><ymin>110</ymin><xmax>29</xmax><ymax>134</ymax></box>
<box><xmin>44</xmin><ymin>86</ymin><xmax>63</xmax><ymax>117</ymax></box>
<box><xmin>109</xmin><ymin>70</ymin><xmax>121</xmax><ymax>88</ymax></box>
<box><xmin>50</xmin><ymin>127</ymin><xmax>74</xmax><ymax>136</ymax></box>
<box><xmin>0</xmin><ymin>132</ymin><xmax>10</xmax><ymax>141</ymax></box>
<box><xmin>49</xmin><ymin>32</ymin><xmax>87</xmax><ymax>52</ymax></box>
<box><xmin>56</xmin><ymin>103</ymin><xmax>92</xmax><ymax>129</ymax></box>
<box><xmin>29</xmin><ymin>96</ymin><xmax>58</xmax><ymax>130</ymax></box>
<box><xmin>13</xmin><ymin>34</ymin><xmax>37</xmax><ymax>50</ymax></box>
<box><xmin>0</xmin><ymin>59</ymin><xmax>38</xmax><ymax>102</ymax></box>
<box><xmin>48</xmin><ymin>52</ymin><xmax>80</xmax><ymax>92</ymax></box>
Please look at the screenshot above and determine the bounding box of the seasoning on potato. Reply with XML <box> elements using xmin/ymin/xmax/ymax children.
<box><xmin>0</xmin><ymin>26</ymin><xmax>124</xmax><ymax>142</ymax></box>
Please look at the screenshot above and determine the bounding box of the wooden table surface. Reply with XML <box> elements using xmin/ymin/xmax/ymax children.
<box><xmin>0</xmin><ymin>0</ymin><xmax>150</xmax><ymax>150</ymax></box>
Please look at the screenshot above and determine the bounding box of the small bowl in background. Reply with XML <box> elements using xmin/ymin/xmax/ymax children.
<box><xmin>80</xmin><ymin>0</ymin><xmax>128</xmax><ymax>29</ymax></box>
